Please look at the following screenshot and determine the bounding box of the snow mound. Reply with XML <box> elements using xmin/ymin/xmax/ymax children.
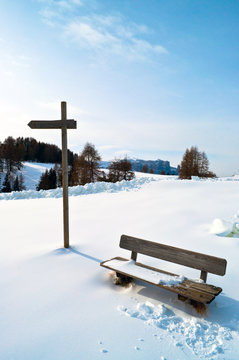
<box><xmin>210</xmin><ymin>219</ymin><xmax>234</xmax><ymax>236</ymax></box>
<box><xmin>118</xmin><ymin>301</ymin><xmax>234</xmax><ymax>358</ymax></box>
<box><xmin>210</xmin><ymin>214</ymin><xmax>239</xmax><ymax>237</ymax></box>
<box><xmin>0</xmin><ymin>177</ymin><xmax>157</xmax><ymax>201</ymax></box>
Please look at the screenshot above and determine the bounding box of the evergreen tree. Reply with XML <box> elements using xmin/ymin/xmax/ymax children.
<box><xmin>1</xmin><ymin>172</ymin><xmax>12</xmax><ymax>193</ymax></box>
<box><xmin>19</xmin><ymin>173</ymin><xmax>26</xmax><ymax>191</ymax></box>
<box><xmin>2</xmin><ymin>137</ymin><xmax>21</xmax><ymax>173</ymax></box>
<box><xmin>141</xmin><ymin>164</ymin><xmax>148</xmax><ymax>173</ymax></box>
<box><xmin>54</xmin><ymin>163</ymin><xmax>62</xmax><ymax>187</ymax></box>
<box><xmin>48</xmin><ymin>169</ymin><xmax>57</xmax><ymax>189</ymax></box>
<box><xmin>37</xmin><ymin>170</ymin><xmax>48</xmax><ymax>191</ymax></box>
<box><xmin>36</xmin><ymin>169</ymin><xmax>57</xmax><ymax>190</ymax></box>
<box><xmin>13</xmin><ymin>176</ymin><xmax>20</xmax><ymax>191</ymax></box>
<box><xmin>0</xmin><ymin>142</ymin><xmax>3</xmax><ymax>172</ymax></box>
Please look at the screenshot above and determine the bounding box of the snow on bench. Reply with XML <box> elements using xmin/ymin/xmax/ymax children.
<box><xmin>100</xmin><ymin>235</ymin><xmax>227</xmax><ymax>305</ymax></box>
<box><xmin>105</xmin><ymin>258</ymin><xmax>185</xmax><ymax>286</ymax></box>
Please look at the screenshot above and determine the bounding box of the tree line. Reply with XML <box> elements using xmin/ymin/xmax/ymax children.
<box><xmin>0</xmin><ymin>136</ymin><xmax>75</xmax><ymax>168</ymax></box>
<box><xmin>0</xmin><ymin>136</ymin><xmax>76</xmax><ymax>193</ymax></box>
<box><xmin>34</xmin><ymin>144</ymin><xmax>217</xmax><ymax>191</ymax></box>
<box><xmin>36</xmin><ymin>142</ymin><xmax>135</xmax><ymax>191</ymax></box>
<box><xmin>0</xmin><ymin>135</ymin><xmax>216</xmax><ymax>193</ymax></box>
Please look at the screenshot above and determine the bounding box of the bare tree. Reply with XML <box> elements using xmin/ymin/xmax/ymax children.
<box><xmin>108</xmin><ymin>158</ymin><xmax>135</xmax><ymax>183</ymax></box>
<box><xmin>70</xmin><ymin>143</ymin><xmax>102</xmax><ymax>186</ymax></box>
<box><xmin>179</xmin><ymin>146</ymin><xmax>216</xmax><ymax>179</ymax></box>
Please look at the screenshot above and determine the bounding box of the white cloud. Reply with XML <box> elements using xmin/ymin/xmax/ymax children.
<box><xmin>64</xmin><ymin>15</ymin><xmax>168</xmax><ymax>60</ymax></box>
<box><xmin>65</xmin><ymin>22</ymin><xmax>117</xmax><ymax>48</ymax></box>
<box><xmin>37</xmin><ymin>0</ymin><xmax>168</xmax><ymax>61</ymax></box>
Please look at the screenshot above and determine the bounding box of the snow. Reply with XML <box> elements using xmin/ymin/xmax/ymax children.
<box><xmin>14</xmin><ymin>162</ymin><xmax>53</xmax><ymax>190</ymax></box>
<box><xmin>0</xmin><ymin>176</ymin><xmax>157</xmax><ymax>201</ymax></box>
<box><xmin>210</xmin><ymin>215</ymin><xmax>239</xmax><ymax>238</ymax></box>
<box><xmin>118</xmin><ymin>301</ymin><xmax>234</xmax><ymax>358</ymax></box>
<box><xmin>104</xmin><ymin>259</ymin><xmax>185</xmax><ymax>286</ymax></box>
<box><xmin>1</xmin><ymin>174</ymin><xmax>239</xmax><ymax>359</ymax></box>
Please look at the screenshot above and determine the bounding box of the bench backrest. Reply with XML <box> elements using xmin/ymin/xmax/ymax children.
<box><xmin>120</xmin><ymin>235</ymin><xmax>227</xmax><ymax>277</ymax></box>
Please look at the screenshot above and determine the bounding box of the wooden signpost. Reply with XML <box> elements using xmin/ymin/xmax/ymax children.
<box><xmin>28</xmin><ymin>101</ymin><xmax>77</xmax><ymax>248</ymax></box>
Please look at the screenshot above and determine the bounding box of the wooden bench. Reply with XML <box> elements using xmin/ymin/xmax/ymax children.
<box><xmin>100</xmin><ymin>235</ymin><xmax>227</xmax><ymax>305</ymax></box>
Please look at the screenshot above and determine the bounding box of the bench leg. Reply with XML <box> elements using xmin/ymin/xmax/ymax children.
<box><xmin>115</xmin><ymin>272</ymin><xmax>133</xmax><ymax>286</ymax></box>
<box><xmin>178</xmin><ymin>295</ymin><xmax>207</xmax><ymax>313</ymax></box>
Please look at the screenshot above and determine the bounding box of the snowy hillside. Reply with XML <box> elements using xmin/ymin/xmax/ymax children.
<box><xmin>1</xmin><ymin>176</ymin><xmax>239</xmax><ymax>359</ymax></box>
<box><xmin>20</xmin><ymin>162</ymin><xmax>54</xmax><ymax>190</ymax></box>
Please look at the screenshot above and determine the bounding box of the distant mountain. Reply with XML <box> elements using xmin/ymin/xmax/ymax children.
<box><xmin>100</xmin><ymin>158</ymin><xmax>179</xmax><ymax>175</ymax></box>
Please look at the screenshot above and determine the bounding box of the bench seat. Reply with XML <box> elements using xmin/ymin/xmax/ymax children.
<box><xmin>101</xmin><ymin>256</ymin><xmax>223</xmax><ymax>304</ymax></box>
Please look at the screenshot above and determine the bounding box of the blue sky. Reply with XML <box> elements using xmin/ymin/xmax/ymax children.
<box><xmin>0</xmin><ymin>0</ymin><xmax>238</xmax><ymax>175</ymax></box>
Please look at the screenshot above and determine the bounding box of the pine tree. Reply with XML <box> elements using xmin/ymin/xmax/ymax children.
<box><xmin>37</xmin><ymin>170</ymin><xmax>49</xmax><ymax>191</ymax></box>
<box><xmin>19</xmin><ymin>173</ymin><xmax>26</xmax><ymax>191</ymax></box>
<box><xmin>1</xmin><ymin>172</ymin><xmax>12</xmax><ymax>193</ymax></box>
<box><xmin>48</xmin><ymin>169</ymin><xmax>57</xmax><ymax>189</ymax></box>
<box><xmin>141</xmin><ymin>165</ymin><xmax>148</xmax><ymax>173</ymax></box>
<box><xmin>13</xmin><ymin>176</ymin><xmax>20</xmax><ymax>191</ymax></box>
<box><xmin>36</xmin><ymin>169</ymin><xmax>57</xmax><ymax>190</ymax></box>
<box><xmin>54</xmin><ymin>163</ymin><xmax>62</xmax><ymax>187</ymax></box>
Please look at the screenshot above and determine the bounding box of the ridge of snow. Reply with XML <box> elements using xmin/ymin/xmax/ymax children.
<box><xmin>0</xmin><ymin>176</ymin><xmax>157</xmax><ymax>201</ymax></box>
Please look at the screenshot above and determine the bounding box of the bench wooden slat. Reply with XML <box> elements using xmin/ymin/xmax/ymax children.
<box><xmin>100</xmin><ymin>257</ymin><xmax>217</xmax><ymax>304</ymax></box>
<box><xmin>134</xmin><ymin>262</ymin><xmax>222</xmax><ymax>296</ymax></box>
<box><xmin>183</xmin><ymin>280</ymin><xmax>222</xmax><ymax>296</ymax></box>
<box><xmin>120</xmin><ymin>235</ymin><xmax>227</xmax><ymax>276</ymax></box>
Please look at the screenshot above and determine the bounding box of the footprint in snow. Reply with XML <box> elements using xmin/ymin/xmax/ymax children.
<box><xmin>100</xmin><ymin>349</ymin><xmax>108</xmax><ymax>354</ymax></box>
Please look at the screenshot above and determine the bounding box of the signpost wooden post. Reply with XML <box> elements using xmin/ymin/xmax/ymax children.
<box><xmin>28</xmin><ymin>101</ymin><xmax>77</xmax><ymax>248</ymax></box>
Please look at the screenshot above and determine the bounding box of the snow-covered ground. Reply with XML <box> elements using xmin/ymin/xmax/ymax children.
<box><xmin>1</xmin><ymin>175</ymin><xmax>239</xmax><ymax>359</ymax></box>
<box><xmin>20</xmin><ymin>162</ymin><xmax>54</xmax><ymax>190</ymax></box>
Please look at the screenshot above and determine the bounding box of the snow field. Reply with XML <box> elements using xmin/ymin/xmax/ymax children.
<box><xmin>1</xmin><ymin>177</ymin><xmax>239</xmax><ymax>359</ymax></box>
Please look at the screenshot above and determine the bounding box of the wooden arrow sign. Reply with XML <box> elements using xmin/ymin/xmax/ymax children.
<box><xmin>28</xmin><ymin>119</ymin><xmax>77</xmax><ymax>129</ymax></box>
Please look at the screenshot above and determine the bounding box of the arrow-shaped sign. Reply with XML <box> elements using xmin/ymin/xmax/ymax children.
<box><xmin>28</xmin><ymin>120</ymin><xmax>77</xmax><ymax>129</ymax></box>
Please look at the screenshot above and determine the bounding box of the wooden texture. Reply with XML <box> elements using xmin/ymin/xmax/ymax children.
<box><xmin>120</xmin><ymin>235</ymin><xmax>227</xmax><ymax>276</ymax></box>
<box><xmin>28</xmin><ymin>120</ymin><xmax>76</xmax><ymax>129</ymax></box>
<box><xmin>28</xmin><ymin>101</ymin><xmax>77</xmax><ymax>248</ymax></box>
<box><xmin>100</xmin><ymin>257</ymin><xmax>222</xmax><ymax>304</ymax></box>
<box><xmin>61</xmin><ymin>102</ymin><xmax>69</xmax><ymax>248</ymax></box>
<box><xmin>200</xmin><ymin>270</ymin><xmax>208</xmax><ymax>283</ymax></box>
